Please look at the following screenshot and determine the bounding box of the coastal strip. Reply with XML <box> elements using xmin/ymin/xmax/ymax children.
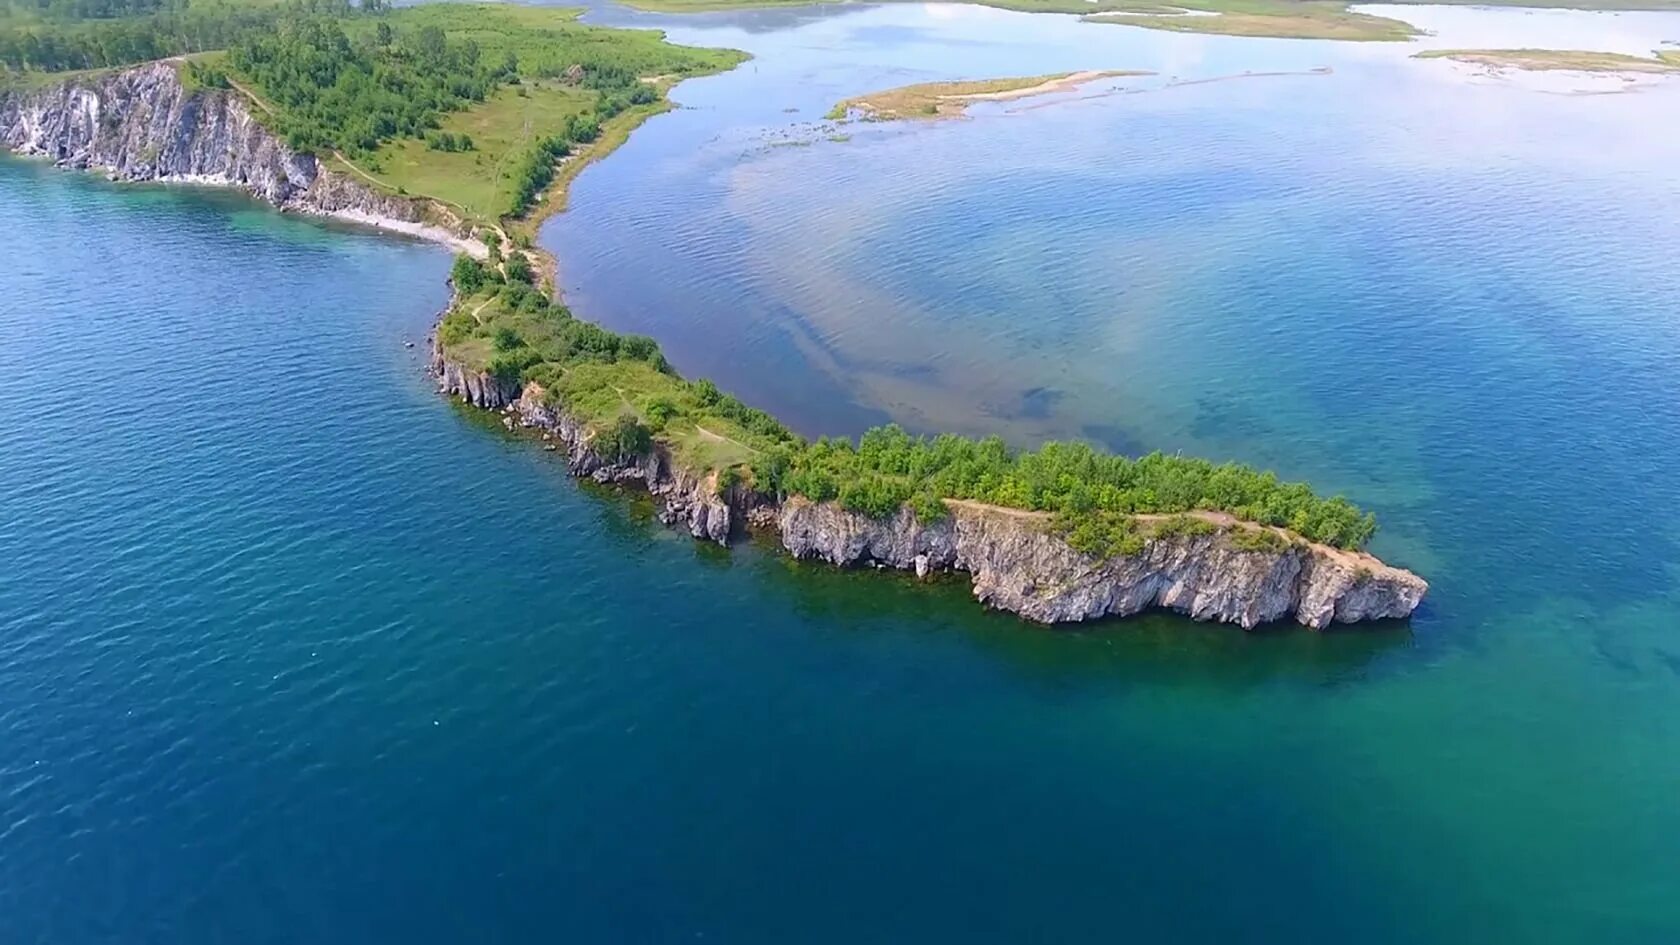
<box><xmin>432</xmin><ymin>337</ymin><xmax>1427</xmax><ymax>630</ymax></box>
<box><xmin>2</xmin><ymin>42</ymin><xmax>1428</xmax><ymax>631</ymax></box>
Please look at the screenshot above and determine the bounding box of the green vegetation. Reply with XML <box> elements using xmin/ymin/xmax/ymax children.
<box><xmin>273</xmin><ymin>5</ymin><xmax>740</xmax><ymax>225</ymax></box>
<box><xmin>441</xmin><ymin>257</ymin><xmax>1381</xmax><ymax>550</ymax></box>
<box><xmin>4</xmin><ymin>1</ymin><xmax>744</xmax><ymax>230</ymax></box>
<box><xmin>0</xmin><ymin>0</ymin><xmax>353</xmax><ymax>75</ymax></box>
<box><xmin>1415</xmin><ymin>48</ymin><xmax>1680</xmax><ymax>73</ymax></box>
<box><xmin>226</xmin><ymin>14</ymin><xmax>507</xmax><ymax>157</ymax></box>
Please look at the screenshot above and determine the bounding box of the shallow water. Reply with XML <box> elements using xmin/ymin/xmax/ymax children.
<box><xmin>6</xmin><ymin>3</ymin><xmax>1680</xmax><ymax>942</ymax></box>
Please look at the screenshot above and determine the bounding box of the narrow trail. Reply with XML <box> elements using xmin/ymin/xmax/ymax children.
<box><xmin>694</xmin><ymin>424</ymin><xmax>760</xmax><ymax>455</ymax></box>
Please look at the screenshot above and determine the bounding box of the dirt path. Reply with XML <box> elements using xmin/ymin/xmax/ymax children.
<box><xmin>695</xmin><ymin>424</ymin><xmax>760</xmax><ymax>455</ymax></box>
<box><xmin>222</xmin><ymin>74</ymin><xmax>276</xmax><ymax>116</ymax></box>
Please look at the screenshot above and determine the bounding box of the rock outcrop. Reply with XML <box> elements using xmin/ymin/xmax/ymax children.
<box><xmin>433</xmin><ymin>338</ymin><xmax>735</xmax><ymax>544</ymax></box>
<box><xmin>776</xmin><ymin>499</ymin><xmax>1424</xmax><ymax>629</ymax></box>
<box><xmin>432</xmin><ymin>337</ymin><xmax>1427</xmax><ymax>630</ymax></box>
<box><xmin>0</xmin><ymin>61</ymin><xmax>475</xmax><ymax>252</ymax></box>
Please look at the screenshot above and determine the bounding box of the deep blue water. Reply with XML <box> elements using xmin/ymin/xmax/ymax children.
<box><xmin>6</xmin><ymin>3</ymin><xmax>1680</xmax><ymax>942</ymax></box>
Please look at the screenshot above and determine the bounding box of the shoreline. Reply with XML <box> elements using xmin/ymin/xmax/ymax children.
<box><xmin>2</xmin><ymin>57</ymin><xmax>1428</xmax><ymax>632</ymax></box>
<box><xmin>430</xmin><ymin>327</ymin><xmax>1428</xmax><ymax>630</ymax></box>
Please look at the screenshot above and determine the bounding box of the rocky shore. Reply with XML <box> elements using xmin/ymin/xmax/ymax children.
<box><xmin>0</xmin><ymin>61</ymin><xmax>480</xmax><ymax>254</ymax></box>
<box><xmin>5</xmin><ymin>60</ymin><xmax>1427</xmax><ymax>632</ymax></box>
<box><xmin>433</xmin><ymin>335</ymin><xmax>1428</xmax><ymax>630</ymax></box>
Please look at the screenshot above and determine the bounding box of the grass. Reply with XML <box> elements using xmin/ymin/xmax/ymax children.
<box><xmin>221</xmin><ymin>3</ymin><xmax>746</xmax><ymax>232</ymax></box>
<box><xmin>438</xmin><ymin>285</ymin><xmax>782</xmax><ymax>479</ymax></box>
<box><xmin>1415</xmin><ymin>48</ymin><xmax>1680</xmax><ymax>73</ymax></box>
<box><xmin>827</xmin><ymin>70</ymin><xmax>1145</xmax><ymax>122</ymax></box>
<box><xmin>363</xmin><ymin>81</ymin><xmax>597</xmax><ymax>223</ymax></box>
<box><xmin>0</xmin><ymin>62</ymin><xmax>108</xmax><ymax>90</ymax></box>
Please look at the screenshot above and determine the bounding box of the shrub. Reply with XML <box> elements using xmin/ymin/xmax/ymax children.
<box><xmin>503</xmin><ymin>252</ymin><xmax>534</xmax><ymax>285</ymax></box>
<box><xmin>1151</xmin><ymin>513</ymin><xmax>1217</xmax><ymax>541</ymax></box>
<box><xmin>599</xmin><ymin>415</ymin><xmax>652</xmax><ymax>462</ymax></box>
<box><xmin>643</xmin><ymin>397</ymin><xmax>678</xmax><ymax>430</ymax></box>
<box><xmin>717</xmin><ymin>465</ymin><xmax>742</xmax><ymax>493</ymax></box>
<box><xmin>1228</xmin><ymin>527</ymin><xmax>1287</xmax><ymax>554</ymax></box>
<box><xmin>451</xmin><ymin>255</ymin><xmax>496</xmax><ymax>293</ymax></box>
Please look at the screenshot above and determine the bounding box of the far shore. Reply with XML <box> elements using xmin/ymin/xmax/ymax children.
<box><xmin>1414</xmin><ymin>47</ymin><xmax>1680</xmax><ymax>74</ymax></box>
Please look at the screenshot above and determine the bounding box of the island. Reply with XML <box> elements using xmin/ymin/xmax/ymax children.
<box><xmin>1415</xmin><ymin>48</ymin><xmax>1680</xmax><ymax>74</ymax></box>
<box><xmin>827</xmin><ymin>70</ymin><xmax>1149</xmax><ymax>122</ymax></box>
<box><xmin>1</xmin><ymin>0</ymin><xmax>1428</xmax><ymax>629</ymax></box>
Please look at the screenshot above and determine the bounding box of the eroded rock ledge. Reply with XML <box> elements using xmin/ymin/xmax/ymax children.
<box><xmin>433</xmin><ymin>337</ymin><xmax>1427</xmax><ymax>630</ymax></box>
<box><xmin>0</xmin><ymin>62</ymin><xmax>475</xmax><ymax>251</ymax></box>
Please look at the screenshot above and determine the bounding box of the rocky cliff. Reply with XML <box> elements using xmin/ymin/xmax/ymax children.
<box><xmin>434</xmin><ymin>339</ymin><xmax>736</xmax><ymax>544</ymax></box>
<box><xmin>776</xmin><ymin>499</ymin><xmax>1425</xmax><ymax>629</ymax></box>
<box><xmin>432</xmin><ymin>338</ymin><xmax>1427</xmax><ymax>630</ymax></box>
<box><xmin>0</xmin><ymin>61</ymin><xmax>475</xmax><ymax>252</ymax></box>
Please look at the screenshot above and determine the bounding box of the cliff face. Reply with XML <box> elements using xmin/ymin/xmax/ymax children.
<box><xmin>433</xmin><ymin>338</ymin><xmax>735</xmax><ymax>544</ymax></box>
<box><xmin>776</xmin><ymin>499</ymin><xmax>1425</xmax><ymax>629</ymax></box>
<box><xmin>432</xmin><ymin>339</ymin><xmax>1427</xmax><ymax>630</ymax></box>
<box><xmin>0</xmin><ymin>62</ymin><xmax>472</xmax><ymax>250</ymax></box>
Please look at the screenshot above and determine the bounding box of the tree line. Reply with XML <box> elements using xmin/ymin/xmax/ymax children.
<box><xmin>227</xmin><ymin>16</ymin><xmax>507</xmax><ymax>156</ymax></box>
<box><xmin>752</xmin><ymin>426</ymin><xmax>1378</xmax><ymax>549</ymax></box>
<box><xmin>0</xmin><ymin>0</ymin><xmax>385</xmax><ymax>74</ymax></box>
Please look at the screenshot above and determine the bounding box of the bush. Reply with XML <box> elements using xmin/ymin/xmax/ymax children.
<box><xmin>717</xmin><ymin>465</ymin><xmax>742</xmax><ymax>493</ymax></box>
<box><xmin>451</xmin><ymin>255</ymin><xmax>496</xmax><ymax>293</ymax></box>
<box><xmin>643</xmin><ymin>397</ymin><xmax>678</xmax><ymax>430</ymax></box>
<box><xmin>599</xmin><ymin>415</ymin><xmax>652</xmax><ymax>462</ymax></box>
<box><xmin>503</xmin><ymin>252</ymin><xmax>534</xmax><ymax>284</ymax></box>
<box><xmin>1151</xmin><ymin>513</ymin><xmax>1217</xmax><ymax>541</ymax></box>
<box><xmin>1228</xmin><ymin>527</ymin><xmax>1288</xmax><ymax>554</ymax></box>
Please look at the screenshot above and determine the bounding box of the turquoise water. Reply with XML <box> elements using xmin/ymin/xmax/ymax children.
<box><xmin>6</xmin><ymin>3</ymin><xmax>1680</xmax><ymax>941</ymax></box>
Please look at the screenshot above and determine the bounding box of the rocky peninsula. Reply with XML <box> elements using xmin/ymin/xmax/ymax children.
<box><xmin>431</xmin><ymin>333</ymin><xmax>1427</xmax><ymax>631</ymax></box>
<box><xmin>4</xmin><ymin>48</ymin><xmax>1428</xmax><ymax>632</ymax></box>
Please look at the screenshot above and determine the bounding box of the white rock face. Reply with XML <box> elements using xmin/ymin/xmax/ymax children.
<box><xmin>0</xmin><ymin>62</ymin><xmax>475</xmax><ymax>250</ymax></box>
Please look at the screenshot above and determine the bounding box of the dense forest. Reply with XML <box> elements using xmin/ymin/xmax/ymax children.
<box><xmin>0</xmin><ymin>0</ymin><xmax>382</xmax><ymax>73</ymax></box>
<box><xmin>227</xmin><ymin>17</ymin><xmax>505</xmax><ymax>155</ymax></box>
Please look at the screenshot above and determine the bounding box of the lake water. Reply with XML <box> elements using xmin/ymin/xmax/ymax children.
<box><xmin>5</xmin><ymin>3</ymin><xmax>1680</xmax><ymax>942</ymax></box>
